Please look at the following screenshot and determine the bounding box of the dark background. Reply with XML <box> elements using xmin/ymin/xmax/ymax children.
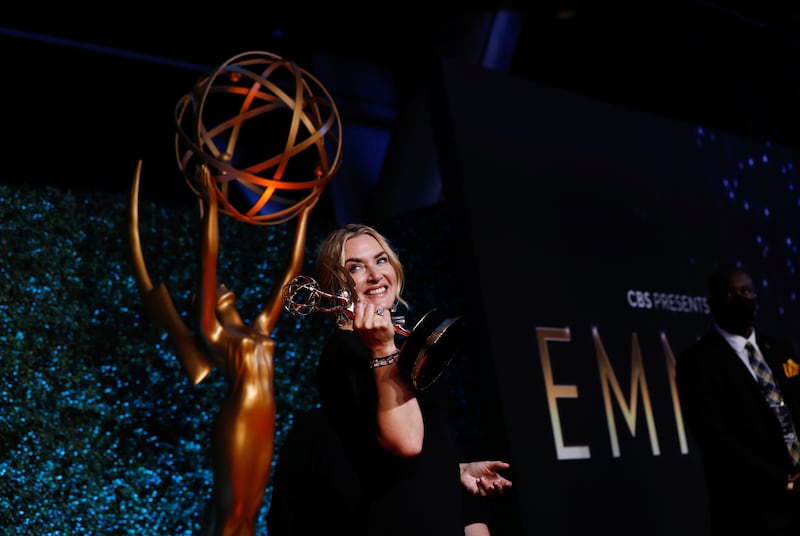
<box><xmin>3</xmin><ymin>1</ymin><xmax>800</xmax><ymax>224</ymax></box>
<box><xmin>431</xmin><ymin>55</ymin><xmax>800</xmax><ymax>534</ymax></box>
<box><xmin>3</xmin><ymin>3</ymin><xmax>800</xmax><ymax>534</ymax></box>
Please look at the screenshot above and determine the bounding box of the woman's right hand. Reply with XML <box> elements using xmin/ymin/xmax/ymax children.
<box><xmin>352</xmin><ymin>299</ymin><xmax>397</xmax><ymax>358</ymax></box>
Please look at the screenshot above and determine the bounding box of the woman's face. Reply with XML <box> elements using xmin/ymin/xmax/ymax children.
<box><xmin>343</xmin><ymin>234</ymin><xmax>397</xmax><ymax>310</ymax></box>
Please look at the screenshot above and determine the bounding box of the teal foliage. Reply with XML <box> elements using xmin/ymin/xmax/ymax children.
<box><xmin>0</xmin><ymin>182</ymin><xmax>482</xmax><ymax>534</ymax></box>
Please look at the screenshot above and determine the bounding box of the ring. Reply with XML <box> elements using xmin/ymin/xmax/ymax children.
<box><xmin>376</xmin><ymin>308</ymin><xmax>384</xmax><ymax>316</ymax></box>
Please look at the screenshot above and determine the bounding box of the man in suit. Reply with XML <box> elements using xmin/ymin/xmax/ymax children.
<box><xmin>677</xmin><ymin>263</ymin><xmax>800</xmax><ymax>535</ymax></box>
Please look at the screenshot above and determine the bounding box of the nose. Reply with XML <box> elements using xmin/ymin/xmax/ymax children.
<box><xmin>367</xmin><ymin>266</ymin><xmax>383</xmax><ymax>282</ymax></box>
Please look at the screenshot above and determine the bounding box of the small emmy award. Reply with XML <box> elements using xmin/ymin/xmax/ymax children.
<box><xmin>282</xmin><ymin>274</ymin><xmax>463</xmax><ymax>390</ymax></box>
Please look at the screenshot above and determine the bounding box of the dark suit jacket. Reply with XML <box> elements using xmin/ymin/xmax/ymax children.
<box><xmin>676</xmin><ymin>328</ymin><xmax>800</xmax><ymax>536</ymax></box>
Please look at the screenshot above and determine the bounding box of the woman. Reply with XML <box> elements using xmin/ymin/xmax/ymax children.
<box><xmin>313</xmin><ymin>223</ymin><xmax>512</xmax><ymax>535</ymax></box>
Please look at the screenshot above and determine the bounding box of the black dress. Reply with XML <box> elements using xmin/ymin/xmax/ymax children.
<box><xmin>316</xmin><ymin>328</ymin><xmax>466</xmax><ymax>536</ymax></box>
<box><xmin>267</xmin><ymin>406</ymin><xmax>363</xmax><ymax>536</ymax></box>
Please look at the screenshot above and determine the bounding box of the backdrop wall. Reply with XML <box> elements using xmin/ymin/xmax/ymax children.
<box><xmin>431</xmin><ymin>58</ymin><xmax>800</xmax><ymax>535</ymax></box>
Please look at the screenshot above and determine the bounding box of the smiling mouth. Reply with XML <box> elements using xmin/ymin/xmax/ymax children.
<box><xmin>365</xmin><ymin>286</ymin><xmax>387</xmax><ymax>296</ymax></box>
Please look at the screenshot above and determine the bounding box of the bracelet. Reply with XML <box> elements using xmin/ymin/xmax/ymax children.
<box><xmin>369</xmin><ymin>351</ymin><xmax>400</xmax><ymax>369</ymax></box>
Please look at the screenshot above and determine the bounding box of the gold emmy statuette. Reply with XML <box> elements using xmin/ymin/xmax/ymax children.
<box><xmin>128</xmin><ymin>51</ymin><xmax>341</xmax><ymax>536</ymax></box>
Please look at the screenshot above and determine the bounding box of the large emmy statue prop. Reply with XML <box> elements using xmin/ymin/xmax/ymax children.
<box><xmin>281</xmin><ymin>275</ymin><xmax>464</xmax><ymax>390</ymax></box>
<box><xmin>128</xmin><ymin>51</ymin><xmax>341</xmax><ymax>536</ymax></box>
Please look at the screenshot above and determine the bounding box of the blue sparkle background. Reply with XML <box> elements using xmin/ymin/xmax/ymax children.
<box><xmin>697</xmin><ymin>126</ymin><xmax>800</xmax><ymax>342</ymax></box>
<box><xmin>0</xmin><ymin>184</ymin><xmax>486</xmax><ymax>535</ymax></box>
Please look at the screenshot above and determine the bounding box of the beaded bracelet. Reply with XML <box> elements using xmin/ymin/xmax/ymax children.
<box><xmin>369</xmin><ymin>351</ymin><xmax>400</xmax><ymax>369</ymax></box>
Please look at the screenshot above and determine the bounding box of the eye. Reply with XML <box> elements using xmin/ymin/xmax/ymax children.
<box><xmin>376</xmin><ymin>255</ymin><xmax>388</xmax><ymax>265</ymax></box>
<box><xmin>726</xmin><ymin>286</ymin><xmax>757</xmax><ymax>299</ymax></box>
<box><xmin>347</xmin><ymin>263</ymin><xmax>363</xmax><ymax>273</ymax></box>
<box><xmin>740</xmin><ymin>287</ymin><xmax>757</xmax><ymax>298</ymax></box>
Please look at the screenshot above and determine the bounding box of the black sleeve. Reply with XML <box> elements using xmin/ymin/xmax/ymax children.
<box><xmin>461</xmin><ymin>486</ymin><xmax>491</xmax><ymax>527</ymax></box>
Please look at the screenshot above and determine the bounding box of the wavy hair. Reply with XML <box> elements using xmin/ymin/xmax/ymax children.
<box><xmin>315</xmin><ymin>223</ymin><xmax>408</xmax><ymax>311</ymax></box>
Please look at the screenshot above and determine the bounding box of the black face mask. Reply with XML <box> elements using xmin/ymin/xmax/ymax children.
<box><xmin>714</xmin><ymin>294</ymin><xmax>757</xmax><ymax>333</ymax></box>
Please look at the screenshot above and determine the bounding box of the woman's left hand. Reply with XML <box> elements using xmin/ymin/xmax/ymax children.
<box><xmin>460</xmin><ymin>460</ymin><xmax>513</xmax><ymax>496</ymax></box>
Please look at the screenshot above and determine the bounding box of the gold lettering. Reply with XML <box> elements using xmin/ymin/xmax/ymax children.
<box><xmin>537</xmin><ymin>326</ymin><xmax>591</xmax><ymax>460</ymax></box>
<box><xmin>661</xmin><ymin>332</ymin><xmax>688</xmax><ymax>454</ymax></box>
<box><xmin>594</xmin><ymin>327</ymin><xmax>660</xmax><ymax>457</ymax></box>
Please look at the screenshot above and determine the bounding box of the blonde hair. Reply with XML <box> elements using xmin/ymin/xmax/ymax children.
<box><xmin>315</xmin><ymin>223</ymin><xmax>408</xmax><ymax>310</ymax></box>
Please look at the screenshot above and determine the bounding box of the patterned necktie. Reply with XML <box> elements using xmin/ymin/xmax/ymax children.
<box><xmin>745</xmin><ymin>342</ymin><xmax>800</xmax><ymax>469</ymax></box>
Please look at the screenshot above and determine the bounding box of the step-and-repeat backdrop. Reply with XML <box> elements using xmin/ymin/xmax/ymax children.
<box><xmin>433</xmin><ymin>58</ymin><xmax>800</xmax><ymax>535</ymax></box>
